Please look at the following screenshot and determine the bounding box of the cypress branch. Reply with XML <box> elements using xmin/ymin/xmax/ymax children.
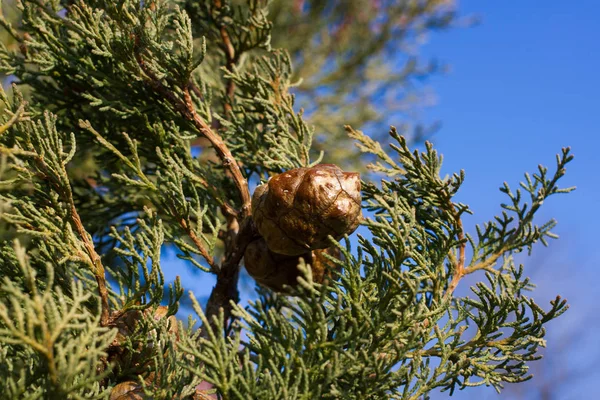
<box><xmin>0</xmin><ymin>1</ymin><xmax>575</xmax><ymax>398</ymax></box>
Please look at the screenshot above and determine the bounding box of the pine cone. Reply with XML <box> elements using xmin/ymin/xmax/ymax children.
<box><xmin>244</xmin><ymin>237</ymin><xmax>341</xmax><ymax>292</ymax></box>
<box><xmin>107</xmin><ymin>306</ymin><xmax>177</xmax><ymax>377</ymax></box>
<box><xmin>110</xmin><ymin>381</ymin><xmax>144</xmax><ymax>400</ymax></box>
<box><xmin>252</xmin><ymin>164</ymin><xmax>362</xmax><ymax>256</ymax></box>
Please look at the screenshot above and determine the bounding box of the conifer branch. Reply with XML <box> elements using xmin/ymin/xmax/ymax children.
<box><xmin>201</xmin><ymin>0</ymin><xmax>248</xmax><ymax>333</ymax></box>
<box><xmin>180</xmin><ymin>86</ymin><xmax>251</xmax><ymax>217</ymax></box>
<box><xmin>178</xmin><ymin>217</ymin><xmax>217</xmax><ymax>272</ymax></box>
<box><xmin>0</xmin><ymin>102</ymin><xmax>25</xmax><ymax>136</ymax></box>
<box><xmin>214</xmin><ymin>0</ymin><xmax>237</xmax><ymax>116</ymax></box>
<box><xmin>202</xmin><ymin>216</ymin><xmax>259</xmax><ymax>336</ymax></box>
<box><xmin>16</xmin><ymin>115</ymin><xmax>111</xmax><ymax>327</ymax></box>
<box><xmin>67</xmin><ymin>198</ymin><xmax>110</xmax><ymax>327</ymax></box>
<box><xmin>138</xmin><ymin>53</ymin><xmax>254</xmax><ymax>334</ymax></box>
<box><xmin>136</xmin><ymin>54</ymin><xmax>251</xmax><ymax>218</ymax></box>
<box><xmin>181</xmin><ymin>83</ymin><xmax>254</xmax><ymax>332</ymax></box>
<box><xmin>80</xmin><ymin>119</ymin><xmax>219</xmax><ymax>272</ymax></box>
<box><xmin>0</xmin><ymin>2</ymin><xmax>574</xmax><ymax>397</ymax></box>
<box><xmin>443</xmin><ymin>200</ymin><xmax>467</xmax><ymax>300</ymax></box>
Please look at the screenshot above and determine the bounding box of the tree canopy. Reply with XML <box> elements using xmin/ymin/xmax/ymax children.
<box><xmin>0</xmin><ymin>1</ymin><xmax>574</xmax><ymax>398</ymax></box>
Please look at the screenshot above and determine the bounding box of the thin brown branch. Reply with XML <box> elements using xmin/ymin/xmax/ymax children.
<box><xmin>135</xmin><ymin>25</ymin><xmax>253</xmax><ymax>335</ymax></box>
<box><xmin>221</xmin><ymin>26</ymin><xmax>235</xmax><ymax>116</ymax></box>
<box><xmin>444</xmin><ymin>216</ymin><xmax>465</xmax><ymax>300</ymax></box>
<box><xmin>444</xmin><ymin>217</ymin><xmax>507</xmax><ymax>300</ymax></box>
<box><xmin>202</xmin><ymin>1</ymin><xmax>253</xmax><ymax>334</ymax></box>
<box><xmin>136</xmin><ymin>52</ymin><xmax>251</xmax><ymax>218</ymax></box>
<box><xmin>178</xmin><ymin>217</ymin><xmax>217</xmax><ymax>272</ymax></box>
<box><xmin>440</xmin><ymin>187</ymin><xmax>467</xmax><ymax>301</ymax></box>
<box><xmin>181</xmin><ymin>87</ymin><xmax>251</xmax><ymax>216</ymax></box>
<box><xmin>138</xmin><ymin>67</ymin><xmax>252</xmax><ymax>333</ymax></box>
<box><xmin>68</xmin><ymin>201</ymin><xmax>110</xmax><ymax>326</ymax></box>
<box><xmin>30</xmin><ymin>149</ymin><xmax>111</xmax><ymax>327</ymax></box>
<box><xmin>185</xmin><ymin>1</ymin><xmax>249</xmax><ymax>331</ymax></box>
<box><xmin>213</xmin><ymin>0</ymin><xmax>237</xmax><ymax>116</ymax></box>
<box><xmin>202</xmin><ymin>217</ymin><xmax>259</xmax><ymax>336</ymax></box>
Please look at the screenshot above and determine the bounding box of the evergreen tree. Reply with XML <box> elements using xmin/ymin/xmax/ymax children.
<box><xmin>0</xmin><ymin>1</ymin><xmax>574</xmax><ymax>398</ymax></box>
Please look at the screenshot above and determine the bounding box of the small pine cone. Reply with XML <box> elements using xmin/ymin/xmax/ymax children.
<box><xmin>244</xmin><ymin>237</ymin><xmax>341</xmax><ymax>292</ymax></box>
<box><xmin>107</xmin><ymin>306</ymin><xmax>177</xmax><ymax>376</ymax></box>
<box><xmin>111</xmin><ymin>306</ymin><xmax>177</xmax><ymax>346</ymax></box>
<box><xmin>252</xmin><ymin>164</ymin><xmax>362</xmax><ymax>256</ymax></box>
<box><xmin>110</xmin><ymin>381</ymin><xmax>144</xmax><ymax>400</ymax></box>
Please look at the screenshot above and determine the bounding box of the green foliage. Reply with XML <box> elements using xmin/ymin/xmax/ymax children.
<box><xmin>0</xmin><ymin>1</ymin><xmax>574</xmax><ymax>399</ymax></box>
<box><xmin>0</xmin><ymin>241</ymin><xmax>114</xmax><ymax>399</ymax></box>
<box><xmin>172</xmin><ymin>129</ymin><xmax>573</xmax><ymax>399</ymax></box>
<box><xmin>223</xmin><ymin>50</ymin><xmax>320</xmax><ymax>174</ymax></box>
<box><xmin>107</xmin><ymin>208</ymin><xmax>183</xmax><ymax>313</ymax></box>
<box><xmin>266</xmin><ymin>0</ymin><xmax>458</xmax><ymax>167</ymax></box>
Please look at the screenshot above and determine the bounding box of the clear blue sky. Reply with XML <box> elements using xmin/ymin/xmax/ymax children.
<box><xmin>421</xmin><ymin>1</ymin><xmax>599</xmax><ymax>398</ymax></box>
<box><xmin>163</xmin><ymin>2</ymin><xmax>599</xmax><ymax>398</ymax></box>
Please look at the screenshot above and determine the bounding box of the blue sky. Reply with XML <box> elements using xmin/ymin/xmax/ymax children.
<box><xmin>421</xmin><ymin>1</ymin><xmax>599</xmax><ymax>398</ymax></box>
<box><xmin>424</xmin><ymin>0</ymin><xmax>598</xmax><ymax>249</ymax></box>
<box><xmin>162</xmin><ymin>1</ymin><xmax>598</xmax><ymax>398</ymax></box>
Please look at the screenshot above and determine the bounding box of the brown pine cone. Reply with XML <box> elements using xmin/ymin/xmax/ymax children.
<box><xmin>244</xmin><ymin>237</ymin><xmax>341</xmax><ymax>292</ymax></box>
<box><xmin>107</xmin><ymin>306</ymin><xmax>178</xmax><ymax>378</ymax></box>
<box><xmin>110</xmin><ymin>381</ymin><xmax>144</xmax><ymax>400</ymax></box>
<box><xmin>252</xmin><ymin>164</ymin><xmax>362</xmax><ymax>256</ymax></box>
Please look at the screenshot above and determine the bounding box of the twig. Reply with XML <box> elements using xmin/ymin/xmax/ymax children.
<box><xmin>66</xmin><ymin>190</ymin><xmax>110</xmax><ymax>326</ymax></box>
<box><xmin>178</xmin><ymin>217</ymin><xmax>217</xmax><ymax>272</ymax></box>
<box><xmin>402</xmin><ymin>334</ymin><xmax>514</xmax><ymax>363</ymax></box>
<box><xmin>189</xmin><ymin>1</ymin><xmax>252</xmax><ymax>335</ymax></box>
<box><xmin>214</xmin><ymin>0</ymin><xmax>236</xmax><ymax>116</ymax></box>
<box><xmin>30</xmin><ymin>154</ymin><xmax>110</xmax><ymax>326</ymax></box>
<box><xmin>463</xmin><ymin>251</ymin><xmax>504</xmax><ymax>275</ymax></box>
<box><xmin>135</xmin><ymin>20</ymin><xmax>253</xmax><ymax>335</ymax></box>
<box><xmin>444</xmin><ymin>215</ymin><xmax>465</xmax><ymax>300</ymax></box>
<box><xmin>202</xmin><ymin>217</ymin><xmax>258</xmax><ymax>336</ymax></box>
<box><xmin>136</xmin><ymin>54</ymin><xmax>251</xmax><ymax>218</ymax></box>
<box><xmin>0</xmin><ymin>110</ymin><xmax>110</xmax><ymax>326</ymax></box>
<box><xmin>0</xmin><ymin>103</ymin><xmax>26</xmax><ymax>136</ymax></box>
<box><xmin>435</xmin><ymin>184</ymin><xmax>467</xmax><ymax>302</ymax></box>
<box><xmin>180</xmin><ymin>87</ymin><xmax>251</xmax><ymax>216</ymax></box>
<box><xmin>445</xmin><ymin>215</ymin><xmax>530</xmax><ymax>299</ymax></box>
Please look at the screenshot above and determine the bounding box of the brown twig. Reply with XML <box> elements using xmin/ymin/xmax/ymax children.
<box><xmin>439</xmin><ymin>186</ymin><xmax>467</xmax><ymax>302</ymax></box>
<box><xmin>0</xmin><ymin>105</ymin><xmax>110</xmax><ymax>327</ymax></box>
<box><xmin>28</xmin><ymin>148</ymin><xmax>111</xmax><ymax>326</ymax></box>
<box><xmin>137</xmin><ymin>53</ymin><xmax>252</xmax><ymax>335</ymax></box>
<box><xmin>442</xmin><ymin>208</ymin><xmax>508</xmax><ymax>300</ymax></box>
<box><xmin>191</xmin><ymin>3</ymin><xmax>253</xmax><ymax>335</ymax></box>
<box><xmin>444</xmin><ymin>215</ymin><xmax>465</xmax><ymax>300</ymax></box>
<box><xmin>202</xmin><ymin>217</ymin><xmax>259</xmax><ymax>336</ymax></box>
<box><xmin>181</xmin><ymin>87</ymin><xmax>251</xmax><ymax>216</ymax></box>
<box><xmin>213</xmin><ymin>1</ymin><xmax>237</xmax><ymax>117</ymax></box>
<box><xmin>178</xmin><ymin>217</ymin><xmax>217</xmax><ymax>272</ymax></box>
<box><xmin>444</xmin><ymin>216</ymin><xmax>509</xmax><ymax>300</ymax></box>
<box><xmin>136</xmin><ymin>57</ymin><xmax>251</xmax><ymax>217</ymax></box>
<box><xmin>68</xmin><ymin>202</ymin><xmax>110</xmax><ymax>326</ymax></box>
<box><xmin>220</xmin><ymin>28</ymin><xmax>236</xmax><ymax>116</ymax></box>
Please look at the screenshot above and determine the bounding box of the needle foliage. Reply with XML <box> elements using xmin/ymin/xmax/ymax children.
<box><xmin>0</xmin><ymin>1</ymin><xmax>574</xmax><ymax>399</ymax></box>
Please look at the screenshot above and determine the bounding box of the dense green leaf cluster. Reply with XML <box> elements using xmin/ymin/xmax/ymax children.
<box><xmin>0</xmin><ymin>1</ymin><xmax>573</xmax><ymax>399</ymax></box>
